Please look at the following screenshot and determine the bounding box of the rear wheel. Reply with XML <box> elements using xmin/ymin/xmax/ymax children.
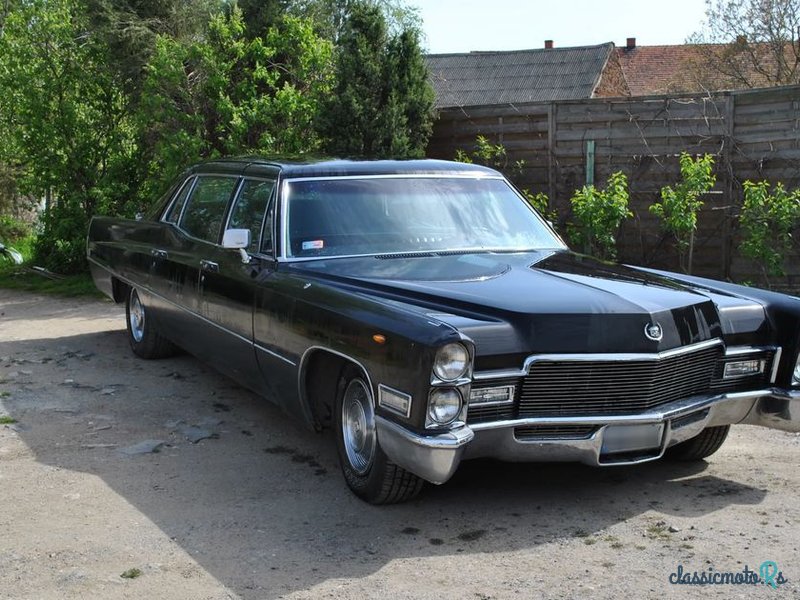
<box><xmin>334</xmin><ymin>365</ymin><xmax>423</xmax><ymax>504</ymax></box>
<box><xmin>125</xmin><ymin>287</ymin><xmax>177</xmax><ymax>359</ymax></box>
<box><xmin>665</xmin><ymin>425</ymin><xmax>730</xmax><ymax>461</ymax></box>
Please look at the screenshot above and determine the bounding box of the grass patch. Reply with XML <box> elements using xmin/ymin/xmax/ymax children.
<box><xmin>0</xmin><ymin>391</ymin><xmax>10</xmax><ymax>398</ymax></box>
<box><xmin>645</xmin><ymin>523</ymin><xmax>672</xmax><ymax>541</ymax></box>
<box><xmin>120</xmin><ymin>568</ymin><xmax>142</xmax><ymax>579</ymax></box>
<box><xmin>0</xmin><ymin>415</ymin><xmax>17</xmax><ymax>424</ymax></box>
<box><xmin>583</xmin><ymin>537</ymin><xmax>597</xmax><ymax>545</ymax></box>
<box><xmin>0</xmin><ymin>266</ymin><xmax>101</xmax><ymax>297</ymax></box>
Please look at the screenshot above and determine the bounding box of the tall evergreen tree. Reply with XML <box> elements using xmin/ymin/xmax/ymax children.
<box><xmin>317</xmin><ymin>0</ymin><xmax>434</xmax><ymax>158</ymax></box>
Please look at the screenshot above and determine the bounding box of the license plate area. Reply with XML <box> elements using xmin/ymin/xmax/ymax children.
<box><xmin>601</xmin><ymin>423</ymin><xmax>664</xmax><ymax>455</ymax></box>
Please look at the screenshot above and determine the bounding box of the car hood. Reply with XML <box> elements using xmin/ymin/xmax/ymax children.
<box><xmin>290</xmin><ymin>250</ymin><xmax>766</xmax><ymax>355</ymax></box>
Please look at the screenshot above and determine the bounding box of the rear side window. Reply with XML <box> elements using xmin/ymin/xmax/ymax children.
<box><xmin>227</xmin><ymin>179</ymin><xmax>276</xmax><ymax>253</ymax></box>
<box><xmin>179</xmin><ymin>176</ymin><xmax>238</xmax><ymax>243</ymax></box>
<box><xmin>164</xmin><ymin>177</ymin><xmax>194</xmax><ymax>224</ymax></box>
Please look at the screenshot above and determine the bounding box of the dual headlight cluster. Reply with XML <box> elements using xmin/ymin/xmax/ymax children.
<box><xmin>427</xmin><ymin>342</ymin><xmax>470</xmax><ymax>428</ymax></box>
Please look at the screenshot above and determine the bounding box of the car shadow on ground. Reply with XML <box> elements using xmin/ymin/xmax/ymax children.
<box><xmin>1</xmin><ymin>329</ymin><xmax>768</xmax><ymax>599</ymax></box>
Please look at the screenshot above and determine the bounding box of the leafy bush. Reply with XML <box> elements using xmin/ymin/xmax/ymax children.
<box><xmin>650</xmin><ymin>153</ymin><xmax>716</xmax><ymax>273</ymax></box>
<box><xmin>739</xmin><ymin>180</ymin><xmax>800</xmax><ymax>282</ymax></box>
<box><xmin>0</xmin><ymin>216</ymin><xmax>31</xmax><ymax>243</ymax></box>
<box><xmin>569</xmin><ymin>171</ymin><xmax>632</xmax><ymax>260</ymax></box>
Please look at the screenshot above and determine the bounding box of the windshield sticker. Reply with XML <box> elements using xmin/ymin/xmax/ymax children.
<box><xmin>302</xmin><ymin>240</ymin><xmax>324</xmax><ymax>250</ymax></box>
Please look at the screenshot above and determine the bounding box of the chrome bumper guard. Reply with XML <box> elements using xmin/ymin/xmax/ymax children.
<box><xmin>376</xmin><ymin>389</ymin><xmax>800</xmax><ymax>485</ymax></box>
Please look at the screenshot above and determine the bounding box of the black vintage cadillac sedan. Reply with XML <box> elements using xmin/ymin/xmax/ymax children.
<box><xmin>87</xmin><ymin>158</ymin><xmax>800</xmax><ymax>503</ymax></box>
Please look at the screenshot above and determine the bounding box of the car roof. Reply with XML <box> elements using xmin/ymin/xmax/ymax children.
<box><xmin>191</xmin><ymin>157</ymin><xmax>501</xmax><ymax>179</ymax></box>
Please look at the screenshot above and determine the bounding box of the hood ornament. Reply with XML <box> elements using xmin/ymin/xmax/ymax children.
<box><xmin>644</xmin><ymin>322</ymin><xmax>663</xmax><ymax>342</ymax></box>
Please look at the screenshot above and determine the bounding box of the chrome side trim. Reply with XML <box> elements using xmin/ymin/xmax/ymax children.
<box><xmin>88</xmin><ymin>257</ymin><xmax>297</xmax><ymax>367</ymax></box>
<box><xmin>254</xmin><ymin>343</ymin><xmax>296</xmax><ymax>366</ymax></box>
<box><xmin>473</xmin><ymin>338</ymin><xmax>725</xmax><ymax>381</ymax></box>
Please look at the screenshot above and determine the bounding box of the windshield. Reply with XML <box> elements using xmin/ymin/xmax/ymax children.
<box><xmin>284</xmin><ymin>176</ymin><xmax>564</xmax><ymax>259</ymax></box>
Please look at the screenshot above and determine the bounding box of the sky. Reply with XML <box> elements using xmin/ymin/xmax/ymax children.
<box><xmin>410</xmin><ymin>0</ymin><xmax>710</xmax><ymax>54</ymax></box>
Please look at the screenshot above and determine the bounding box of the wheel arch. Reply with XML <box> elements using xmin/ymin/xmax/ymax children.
<box><xmin>297</xmin><ymin>346</ymin><xmax>375</xmax><ymax>431</ymax></box>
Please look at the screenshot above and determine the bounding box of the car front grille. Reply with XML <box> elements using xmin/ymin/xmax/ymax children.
<box><xmin>517</xmin><ymin>344</ymin><xmax>723</xmax><ymax>418</ymax></box>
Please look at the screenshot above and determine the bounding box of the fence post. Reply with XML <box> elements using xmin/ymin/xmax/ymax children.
<box><xmin>722</xmin><ymin>94</ymin><xmax>735</xmax><ymax>281</ymax></box>
<box><xmin>548</xmin><ymin>102</ymin><xmax>556</xmax><ymax>206</ymax></box>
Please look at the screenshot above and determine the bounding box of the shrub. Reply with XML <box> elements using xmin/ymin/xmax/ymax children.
<box><xmin>568</xmin><ymin>171</ymin><xmax>632</xmax><ymax>260</ymax></box>
<box><xmin>739</xmin><ymin>180</ymin><xmax>800</xmax><ymax>284</ymax></box>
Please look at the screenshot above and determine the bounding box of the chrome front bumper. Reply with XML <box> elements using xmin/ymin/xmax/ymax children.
<box><xmin>376</xmin><ymin>389</ymin><xmax>800</xmax><ymax>485</ymax></box>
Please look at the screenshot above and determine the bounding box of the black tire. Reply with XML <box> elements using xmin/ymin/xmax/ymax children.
<box><xmin>334</xmin><ymin>365</ymin><xmax>424</xmax><ymax>504</ymax></box>
<box><xmin>665</xmin><ymin>425</ymin><xmax>730</xmax><ymax>461</ymax></box>
<box><xmin>125</xmin><ymin>287</ymin><xmax>177</xmax><ymax>359</ymax></box>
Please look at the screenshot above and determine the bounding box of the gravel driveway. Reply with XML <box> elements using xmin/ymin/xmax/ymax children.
<box><xmin>0</xmin><ymin>288</ymin><xmax>798</xmax><ymax>599</ymax></box>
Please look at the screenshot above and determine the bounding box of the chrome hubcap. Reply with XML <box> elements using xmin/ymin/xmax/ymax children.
<box><xmin>129</xmin><ymin>290</ymin><xmax>145</xmax><ymax>343</ymax></box>
<box><xmin>342</xmin><ymin>379</ymin><xmax>376</xmax><ymax>475</ymax></box>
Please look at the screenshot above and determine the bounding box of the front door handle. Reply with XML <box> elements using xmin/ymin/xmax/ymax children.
<box><xmin>150</xmin><ymin>249</ymin><xmax>168</xmax><ymax>259</ymax></box>
<box><xmin>200</xmin><ymin>259</ymin><xmax>219</xmax><ymax>273</ymax></box>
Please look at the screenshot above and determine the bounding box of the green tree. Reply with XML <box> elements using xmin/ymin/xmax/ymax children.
<box><xmin>569</xmin><ymin>171</ymin><xmax>632</xmax><ymax>261</ymax></box>
<box><xmin>317</xmin><ymin>0</ymin><xmax>434</xmax><ymax>158</ymax></box>
<box><xmin>650</xmin><ymin>152</ymin><xmax>716</xmax><ymax>274</ymax></box>
<box><xmin>739</xmin><ymin>180</ymin><xmax>800</xmax><ymax>285</ymax></box>
<box><xmin>137</xmin><ymin>7</ymin><xmax>334</xmax><ymax>198</ymax></box>
<box><xmin>0</xmin><ymin>0</ymin><xmax>135</xmax><ymax>272</ymax></box>
<box><xmin>83</xmin><ymin>0</ymin><xmax>223</xmax><ymax>97</ymax></box>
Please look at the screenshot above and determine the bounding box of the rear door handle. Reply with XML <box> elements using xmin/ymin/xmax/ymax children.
<box><xmin>200</xmin><ymin>259</ymin><xmax>219</xmax><ymax>273</ymax></box>
<box><xmin>150</xmin><ymin>249</ymin><xmax>168</xmax><ymax>259</ymax></box>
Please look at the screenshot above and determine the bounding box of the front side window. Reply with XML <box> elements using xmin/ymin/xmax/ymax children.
<box><xmin>178</xmin><ymin>176</ymin><xmax>238</xmax><ymax>244</ymax></box>
<box><xmin>227</xmin><ymin>179</ymin><xmax>276</xmax><ymax>253</ymax></box>
<box><xmin>285</xmin><ymin>176</ymin><xmax>565</xmax><ymax>258</ymax></box>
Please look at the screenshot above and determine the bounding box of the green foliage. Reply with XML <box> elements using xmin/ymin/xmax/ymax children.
<box><xmin>455</xmin><ymin>135</ymin><xmax>511</xmax><ymax>170</ymax></box>
<box><xmin>137</xmin><ymin>8</ymin><xmax>334</xmax><ymax>199</ymax></box>
<box><xmin>0</xmin><ymin>0</ymin><xmax>135</xmax><ymax>273</ymax></box>
<box><xmin>317</xmin><ymin>0</ymin><xmax>434</xmax><ymax>158</ymax></box>
<box><xmin>569</xmin><ymin>171</ymin><xmax>632</xmax><ymax>260</ymax></box>
<box><xmin>650</xmin><ymin>152</ymin><xmax>716</xmax><ymax>273</ymax></box>
<box><xmin>0</xmin><ymin>216</ymin><xmax>30</xmax><ymax>243</ymax></box>
<box><xmin>0</xmin><ymin>0</ymin><xmax>443</xmax><ymax>275</ymax></box>
<box><xmin>739</xmin><ymin>180</ymin><xmax>800</xmax><ymax>281</ymax></box>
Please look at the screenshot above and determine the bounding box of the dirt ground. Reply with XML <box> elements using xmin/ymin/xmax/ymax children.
<box><xmin>0</xmin><ymin>288</ymin><xmax>798</xmax><ymax>600</ymax></box>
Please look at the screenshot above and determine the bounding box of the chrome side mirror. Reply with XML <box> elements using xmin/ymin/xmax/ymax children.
<box><xmin>222</xmin><ymin>228</ymin><xmax>251</xmax><ymax>263</ymax></box>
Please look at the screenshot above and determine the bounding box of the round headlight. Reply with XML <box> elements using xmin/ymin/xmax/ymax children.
<box><xmin>428</xmin><ymin>388</ymin><xmax>463</xmax><ymax>425</ymax></box>
<box><xmin>433</xmin><ymin>343</ymin><xmax>469</xmax><ymax>381</ymax></box>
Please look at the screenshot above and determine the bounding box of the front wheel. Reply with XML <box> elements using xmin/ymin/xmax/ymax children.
<box><xmin>334</xmin><ymin>365</ymin><xmax>423</xmax><ymax>504</ymax></box>
<box><xmin>665</xmin><ymin>425</ymin><xmax>730</xmax><ymax>461</ymax></box>
<box><xmin>125</xmin><ymin>287</ymin><xmax>177</xmax><ymax>359</ymax></box>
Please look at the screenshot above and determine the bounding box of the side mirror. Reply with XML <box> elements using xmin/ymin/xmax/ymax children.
<box><xmin>222</xmin><ymin>228</ymin><xmax>250</xmax><ymax>249</ymax></box>
<box><xmin>222</xmin><ymin>228</ymin><xmax>251</xmax><ymax>264</ymax></box>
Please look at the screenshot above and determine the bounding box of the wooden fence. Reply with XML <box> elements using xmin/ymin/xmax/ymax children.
<box><xmin>427</xmin><ymin>85</ymin><xmax>800</xmax><ymax>292</ymax></box>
